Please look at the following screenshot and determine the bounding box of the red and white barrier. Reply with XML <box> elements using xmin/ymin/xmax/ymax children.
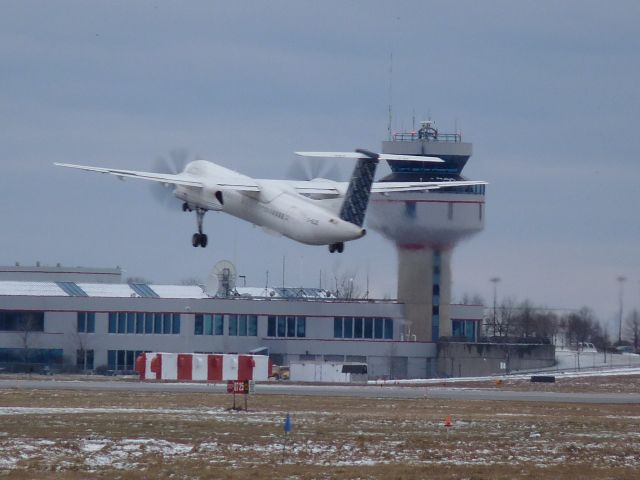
<box><xmin>135</xmin><ymin>353</ymin><xmax>272</xmax><ymax>382</ymax></box>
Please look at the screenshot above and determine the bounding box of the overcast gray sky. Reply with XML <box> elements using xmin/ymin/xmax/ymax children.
<box><xmin>1</xmin><ymin>1</ymin><xmax>638</xmax><ymax>327</ymax></box>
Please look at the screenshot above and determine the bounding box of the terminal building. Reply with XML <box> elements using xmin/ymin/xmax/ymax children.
<box><xmin>0</xmin><ymin>264</ymin><xmax>483</xmax><ymax>379</ymax></box>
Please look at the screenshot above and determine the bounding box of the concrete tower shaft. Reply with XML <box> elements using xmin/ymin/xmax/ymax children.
<box><xmin>367</xmin><ymin>120</ymin><xmax>485</xmax><ymax>342</ymax></box>
<box><xmin>397</xmin><ymin>247</ymin><xmax>452</xmax><ymax>341</ymax></box>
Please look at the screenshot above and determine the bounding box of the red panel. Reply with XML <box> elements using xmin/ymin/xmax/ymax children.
<box><xmin>207</xmin><ymin>355</ymin><xmax>223</xmax><ymax>381</ymax></box>
<box><xmin>268</xmin><ymin>357</ymin><xmax>273</xmax><ymax>378</ymax></box>
<box><xmin>177</xmin><ymin>354</ymin><xmax>193</xmax><ymax>381</ymax></box>
<box><xmin>150</xmin><ymin>354</ymin><xmax>162</xmax><ymax>380</ymax></box>
<box><xmin>135</xmin><ymin>353</ymin><xmax>146</xmax><ymax>380</ymax></box>
<box><xmin>238</xmin><ymin>355</ymin><xmax>255</xmax><ymax>381</ymax></box>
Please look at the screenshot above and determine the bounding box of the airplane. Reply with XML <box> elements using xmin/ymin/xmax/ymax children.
<box><xmin>55</xmin><ymin>149</ymin><xmax>487</xmax><ymax>253</ymax></box>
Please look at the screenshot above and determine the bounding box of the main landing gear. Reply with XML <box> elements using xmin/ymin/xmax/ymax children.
<box><xmin>328</xmin><ymin>242</ymin><xmax>344</xmax><ymax>254</ymax></box>
<box><xmin>189</xmin><ymin>205</ymin><xmax>208</xmax><ymax>248</ymax></box>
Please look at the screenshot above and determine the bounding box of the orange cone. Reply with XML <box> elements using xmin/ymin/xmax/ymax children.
<box><xmin>444</xmin><ymin>415</ymin><xmax>452</xmax><ymax>428</ymax></box>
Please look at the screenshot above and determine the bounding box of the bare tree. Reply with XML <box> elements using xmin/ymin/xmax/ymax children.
<box><xmin>564</xmin><ymin>307</ymin><xmax>597</xmax><ymax>349</ymax></box>
<box><xmin>460</xmin><ymin>293</ymin><xmax>484</xmax><ymax>305</ymax></box>
<box><xmin>75</xmin><ymin>330</ymin><xmax>91</xmax><ymax>372</ymax></box>
<box><xmin>15</xmin><ymin>313</ymin><xmax>42</xmax><ymax>368</ymax></box>
<box><xmin>624</xmin><ymin>309</ymin><xmax>640</xmax><ymax>352</ymax></box>
<box><xmin>497</xmin><ymin>297</ymin><xmax>518</xmax><ymax>338</ymax></box>
<box><xmin>333</xmin><ymin>271</ymin><xmax>363</xmax><ymax>299</ymax></box>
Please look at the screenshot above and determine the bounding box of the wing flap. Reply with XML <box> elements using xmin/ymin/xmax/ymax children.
<box><xmin>280</xmin><ymin>180</ymin><xmax>342</xmax><ymax>196</ymax></box>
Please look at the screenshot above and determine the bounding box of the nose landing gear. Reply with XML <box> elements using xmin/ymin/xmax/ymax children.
<box><xmin>328</xmin><ymin>242</ymin><xmax>344</xmax><ymax>254</ymax></box>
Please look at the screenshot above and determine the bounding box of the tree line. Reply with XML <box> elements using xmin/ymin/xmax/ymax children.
<box><xmin>482</xmin><ymin>297</ymin><xmax>640</xmax><ymax>352</ymax></box>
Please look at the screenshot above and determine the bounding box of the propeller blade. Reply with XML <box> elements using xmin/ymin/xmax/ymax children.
<box><xmin>148</xmin><ymin>149</ymin><xmax>191</xmax><ymax>211</ymax></box>
<box><xmin>169</xmin><ymin>148</ymin><xmax>189</xmax><ymax>174</ymax></box>
<box><xmin>287</xmin><ymin>161</ymin><xmax>310</xmax><ymax>180</ymax></box>
<box><xmin>308</xmin><ymin>157</ymin><xmax>323</xmax><ymax>179</ymax></box>
<box><xmin>286</xmin><ymin>157</ymin><xmax>344</xmax><ymax>181</ymax></box>
<box><xmin>322</xmin><ymin>163</ymin><xmax>342</xmax><ymax>181</ymax></box>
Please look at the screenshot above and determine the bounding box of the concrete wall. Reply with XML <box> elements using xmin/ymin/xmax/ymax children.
<box><xmin>437</xmin><ymin>342</ymin><xmax>555</xmax><ymax>377</ymax></box>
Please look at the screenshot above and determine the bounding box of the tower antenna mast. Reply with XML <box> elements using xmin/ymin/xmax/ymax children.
<box><xmin>387</xmin><ymin>52</ymin><xmax>393</xmax><ymax>141</ymax></box>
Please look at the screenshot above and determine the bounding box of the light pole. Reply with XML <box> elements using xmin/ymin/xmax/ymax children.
<box><xmin>617</xmin><ymin>275</ymin><xmax>627</xmax><ymax>344</ymax></box>
<box><xmin>490</xmin><ymin>277</ymin><xmax>501</xmax><ymax>337</ymax></box>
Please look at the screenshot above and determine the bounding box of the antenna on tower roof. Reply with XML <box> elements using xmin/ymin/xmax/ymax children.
<box><xmin>387</xmin><ymin>52</ymin><xmax>393</xmax><ymax>140</ymax></box>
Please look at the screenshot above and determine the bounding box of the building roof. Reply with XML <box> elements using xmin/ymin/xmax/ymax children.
<box><xmin>0</xmin><ymin>281</ymin><xmax>207</xmax><ymax>299</ymax></box>
<box><xmin>0</xmin><ymin>282</ymin><xmax>334</xmax><ymax>300</ymax></box>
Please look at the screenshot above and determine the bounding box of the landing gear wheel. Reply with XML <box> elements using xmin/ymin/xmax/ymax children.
<box><xmin>329</xmin><ymin>242</ymin><xmax>344</xmax><ymax>253</ymax></box>
<box><xmin>182</xmin><ymin>202</ymin><xmax>192</xmax><ymax>212</ymax></box>
<box><xmin>192</xmin><ymin>233</ymin><xmax>209</xmax><ymax>248</ymax></box>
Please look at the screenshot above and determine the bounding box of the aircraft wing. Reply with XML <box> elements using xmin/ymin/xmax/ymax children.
<box><xmin>372</xmin><ymin>180</ymin><xmax>487</xmax><ymax>193</ymax></box>
<box><xmin>54</xmin><ymin>163</ymin><xmax>261</xmax><ymax>192</ymax></box>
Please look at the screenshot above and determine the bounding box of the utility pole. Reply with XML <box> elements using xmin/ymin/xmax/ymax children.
<box><xmin>617</xmin><ymin>275</ymin><xmax>627</xmax><ymax>344</ymax></box>
<box><xmin>490</xmin><ymin>277</ymin><xmax>501</xmax><ymax>337</ymax></box>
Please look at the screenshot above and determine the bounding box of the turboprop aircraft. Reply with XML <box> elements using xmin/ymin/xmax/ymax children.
<box><xmin>55</xmin><ymin>149</ymin><xmax>486</xmax><ymax>253</ymax></box>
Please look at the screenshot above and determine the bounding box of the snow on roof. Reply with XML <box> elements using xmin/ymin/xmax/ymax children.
<box><xmin>235</xmin><ymin>287</ymin><xmax>334</xmax><ymax>299</ymax></box>
<box><xmin>77</xmin><ymin>283</ymin><xmax>137</xmax><ymax>298</ymax></box>
<box><xmin>0</xmin><ymin>281</ymin><xmax>331</xmax><ymax>300</ymax></box>
<box><xmin>235</xmin><ymin>287</ymin><xmax>277</xmax><ymax>297</ymax></box>
<box><xmin>149</xmin><ymin>285</ymin><xmax>208</xmax><ymax>299</ymax></box>
<box><xmin>0</xmin><ymin>281</ymin><xmax>67</xmax><ymax>297</ymax></box>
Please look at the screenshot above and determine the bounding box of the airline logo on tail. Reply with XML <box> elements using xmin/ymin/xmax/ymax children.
<box><xmin>338</xmin><ymin>149</ymin><xmax>380</xmax><ymax>227</ymax></box>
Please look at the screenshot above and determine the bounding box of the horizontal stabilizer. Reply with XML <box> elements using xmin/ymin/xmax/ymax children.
<box><xmin>295</xmin><ymin>152</ymin><xmax>444</xmax><ymax>163</ymax></box>
<box><xmin>372</xmin><ymin>180</ymin><xmax>487</xmax><ymax>193</ymax></box>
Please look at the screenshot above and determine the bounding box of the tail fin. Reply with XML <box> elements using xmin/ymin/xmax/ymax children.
<box><xmin>338</xmin><ymin>149</ymin><xmax>380</xmax><ymax>227</ymax></box>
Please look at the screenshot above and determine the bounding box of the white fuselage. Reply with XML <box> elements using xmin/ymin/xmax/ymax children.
<box><xmin>174</xmin><ymin>161</ymin><xmax>364</xmax><ymax>245</ymax></box>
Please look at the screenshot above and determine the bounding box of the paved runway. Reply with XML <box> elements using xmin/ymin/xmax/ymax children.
<box><xmin>1</xmin><ymin>378</ymin><xmax>639</xmax><ymax>404</ymax></box>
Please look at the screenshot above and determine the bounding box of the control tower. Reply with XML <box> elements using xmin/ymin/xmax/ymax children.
<box><xmin>367</xmin><ymin>120</ymin><xmax>486</xmax><ymax>342</ymax></box>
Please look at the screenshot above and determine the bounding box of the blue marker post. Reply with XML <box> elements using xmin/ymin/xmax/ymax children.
<box><xmin>282</xmin><ymin>413</ymin><xmax>292</xmax><ymax>463</ymax></box>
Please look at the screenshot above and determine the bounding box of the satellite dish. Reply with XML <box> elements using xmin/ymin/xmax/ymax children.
<box><xmin>206</xmin><ymin>260</ymin><xmax>238</xmax><ymax>297</ymax></box>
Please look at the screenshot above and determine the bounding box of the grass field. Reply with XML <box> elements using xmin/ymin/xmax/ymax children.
<box><xmin>0</xmin><ymin>375</ymin><xmax>639</xmax><ymax>479</ymax></box>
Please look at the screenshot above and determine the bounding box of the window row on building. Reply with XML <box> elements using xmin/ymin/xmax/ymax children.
<box><xmin>333</xmin><ymin>317</ymin><xmax>393</xmax><ymax>340</ymax></box>
<box><xmin>77</xmin><ymin>312</ymin><xmax>95</xmax><ymax>333</ymax></box>
<box><xmin>108</xmin><ymin>312</ymin><xmax>180</xmax><ymax>335</ymax></box>
<box><xmin>267</xmin><ymin>316</ymin><xmax>306</xmax><ymax>338</ymax></box>
<box><xmin>0</xmin><ymin>311</ymin><xmax>44</xmax><ymax>332</ymax></box>
<box><xmin>0</xmin><ymin>347</ymin><xmax>62</xmax><ymax>364</ymax></box>
<box><xmin>76</xmin><ymin>349</ymin><xmax>95</xmax><ymax>370</ymax></box>
<box><xmin>451</xmin><ymin>319</ymin><xmax>478</xmax><ymax>342</ymax></box>
<box><xmin>107</xmin><ymin>349</ymin><xmax>147</xmax><ymax>371</ymax></box>
<box><xmin>194</xmin><ymin>314</ymin><xmax>258</xmax><ymax>337</ymax></box>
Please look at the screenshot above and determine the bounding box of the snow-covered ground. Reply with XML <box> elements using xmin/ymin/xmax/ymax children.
<box><xmin>369</xmin><ymin>356</ymin><xmax>640</xmax><ymax>385</ymax></box>
<box><xmin>0</xmin><ymin>405</ymin><xmax>638</xmax><ymax>472</ymax></box>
